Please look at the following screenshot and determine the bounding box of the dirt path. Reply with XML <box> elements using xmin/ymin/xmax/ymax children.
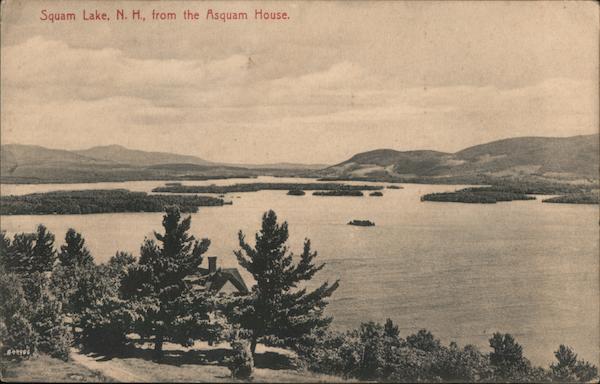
<box><xmin>69</xmin><ymin>349</ymin><xmax>152</xmax><ymax>383</ymax></box>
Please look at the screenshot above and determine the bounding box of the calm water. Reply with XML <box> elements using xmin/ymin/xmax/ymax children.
<box><xmin>1</xmin><ymin>177</ymin><xmax>598</xmax><ymax>366</ymax></box>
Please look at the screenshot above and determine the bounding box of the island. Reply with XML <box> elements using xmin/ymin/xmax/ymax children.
<box><xmin>386</xmin><ymin>185</ymin><xmax>401</xmax><ymax>189</ymax></box>
<box><xmin>152</xmin><ymin>182</ymin><xmax>382</xmax><ymax>194</ymax></box>
<box><xmin>348</xmin><ymin>220</ymin><xmax>375</xmax><ymax>226</ymax></box>
<box><xmin>421</xmin><ymin>187</ymin><xmax>536</xmax><ymax>204</ymax></box>
<box><xmin>0</xmin><ymin>189</ymin><xmax>227</xmax><ymax>215</ymax></box>
<box><xmin>369</xmin><ymin>191</ymin><xmax>383</xmax><ymax>197</ymax></box>
<box><xmin>287</xmin><ymin>189</ymin><xmax>306</xmax><ymax>196</ymax></box>
<box><xmin>313</xmin><ymin>190</ymin><xmax>364</xmax><ymax>197</ymax></box>
<box><xmin>542</xmin><ymin>193</ymin><xmax>599</xmax><ymax>205</ymax></box>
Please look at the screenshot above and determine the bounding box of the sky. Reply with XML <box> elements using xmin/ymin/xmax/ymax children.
<box><xmin>1</xmin><ymin>1</ymin><xmax>598</xmax><ymax>164</ymax></box>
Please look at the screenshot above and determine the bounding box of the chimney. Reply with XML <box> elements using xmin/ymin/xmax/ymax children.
<box><xmin>208</xmin><ymin>256</ymin><xmax>217</xmax><ymax>273</ymax></box>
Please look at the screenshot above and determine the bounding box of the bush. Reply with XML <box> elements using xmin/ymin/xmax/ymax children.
<box><xmin>30</xmin><ymin>292</ymin><xmax>72</xmax><ymax>360</ymax></box>
<box><xmin>226</xmin><ymin>339</ymin><xmax>254</xmax><ymax>380</ymax></box>
<box><xmin>0</xmin><ymin>272</ymin><xmax>73</xmax><ymax>361</ymax></box>
<box><xmin>550</xmin><ymin>345</ymin><xmax>598</xmax><ymax>382</ymax></box>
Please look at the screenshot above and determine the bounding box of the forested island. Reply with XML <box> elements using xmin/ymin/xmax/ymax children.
<box><xmin>543</xmin><ymin>192</ymin><xmax>600</xmax><ymax>205</ymax></box>
<box><xmin>287</xmin><ymin>189</ymin><xmax>306</xmax><ymax>196</ymax></box>
<box><xmin>0</xmin><ymin>189</ymin><xmax>226</xmax><ymax>215</ymax></box>
<box><xmin>313</xmin><ymin>190</ymin><xmax>364</xmax><ymax>196</ymax></box>
<box><xmin>421</xmin><ymin>187</ymin><xmax>536</xmax><ymax>204</ymax></box>
<box><xmin>152</xmin><ymin>182</ymin><xmax>383</xmax><ymax>194</ymax></box>
<box><xmin>421</xmin><ymin>182</ymin><xmax>599</xmax><ymax>204</ymax></box>
<box><xmin>348</xmin><ymin>219</ymin><xmax>375</xmax><ymax>226</ymax></box>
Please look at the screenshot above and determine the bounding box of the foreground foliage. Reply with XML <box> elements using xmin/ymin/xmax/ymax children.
<box><xmin>121</xmin><ymin>206</ymin><xmax>213</xmax><ymax>358</ymax></box>
<box><xmin>296</xmin><ymin>321</ymin><xmax>598</xmax><ymax>383</ymax></box>
<box><xmin>1</xmin><ymin>208</ymin><xmax>598</xmax><ymax>383</ymax></box>
<box><xmin>232</xmin><ymin>210</ymin><xmax>339</xmax><ymax>355</ymax></box>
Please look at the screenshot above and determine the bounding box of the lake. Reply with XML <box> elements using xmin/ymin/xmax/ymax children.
<box><xmin>1</xmin><ymin>177</ymin><xmax>598</xmax><ymax>366</ymax></box>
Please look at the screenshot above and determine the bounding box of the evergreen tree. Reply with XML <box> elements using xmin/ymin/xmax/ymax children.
<box><xmin>6</xmin><ymin>232</ymin><xmax>36</xmax><ymax>274</ymax></box>
<box><xmin>551</xmin><ymin>345</ymin><xmax>598</xmax><ymax>382</ymax></box>
<box><xmin>32</xmin><ymin>225</ymin><xmax>56</xmax><ymax>273</ymax></box>
<box><xmin>0</xmin><ymin>273</ymin><xmax>36</xmax><ymax>353</ymax></box>
<box><xmin>59</xmin><ymin>229</ymin><xmax>93</xmax><ymax>268</ymax></box>
<box><xmin>234</xmin><ymin>210</ymin><xmax>339</xmax><ymax>355</ymax></box>
<box><xmin>3</xmin><ymin>226</ymin><xmax>56</xmax><ymax>275</ymax></box>
<box><xmin>384</xmin><ymin>318</ymin><xmax>399</xmax><ymax>339</ymax></box>
<box><xmin>51</xmin><ymin>229</ymin><xmax>94</xmax><ymax>316</ymax></box>
<box><xmin>489</xmin><ymin>332</ymin><xmax>530</xmax><ymax>380</ymax></box>
<box><xmin>0</xmin><ymin>231</ymin><xmax>11</xmax><ymax>273</ymax></box>
<box><xmin>121</xmin><ymin>206</ymin><xmax>210</xmax><ymax>358</ymax></box>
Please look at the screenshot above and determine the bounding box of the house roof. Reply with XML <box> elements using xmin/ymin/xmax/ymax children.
<box><xmin>184</xmin><ymin>267</ymin><xmax>250</xmax><ymax>295</ymax></box>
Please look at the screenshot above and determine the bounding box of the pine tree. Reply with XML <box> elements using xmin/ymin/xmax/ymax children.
<box><xmin>3</xmin><ymin>226</ymin><xmax>56</xmax><ymax>275</ymax></box>
<box><xmin>489</xmin><ymin>332</ymin><xmax>529</xmax><ymax>380</ymax></box>
<box><xmin>32</xmin><ymin>225</ymin><xmax>56</xmax><ymax>273</ymax></box>
<box><xmin>0</xmin><ymin>231</ymin><xmax>11</xmax><ymax>273</ymax></box>
<box><xmin>121</xmin><ymin>206</ymin><xmax>210</xmax><ymax>358</ymax></box>
<box><xmin>551</xmin><ymin>345</ymin><xmax>598</xmax><ymax>382</ymax></box>
<box><xmin>59</xmin><ymin>229</ymin><xmax>93</xmax><ymax>268</ymax></box>
<box><xmin>234</xmin><ymin>210</ymin><xmax>339</xmax><ymax>355</ymax></box>
<box><xmin>6</xmin><ymin>232</ymin><xmax>36</xmax><ymax>274</ymax></box>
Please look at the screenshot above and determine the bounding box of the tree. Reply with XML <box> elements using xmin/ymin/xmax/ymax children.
<box><xmin>0</xmin><ymin>231</ymin><xmax>11</xmax><ymax>273</ymax></box>
<box><xmin>76</xmin><ymin>264</ymin><xmax>132</xmax><ymax>353</ymax></box>
<box><xmin>234</xmin><ymin>210</ymin><xmax>339</xmax><ymax>355</ymax></box>
<box><xmin>489</xmin><ymin>332</ymin><xmax>529</xmax><ymax>380</ymax></box>
<box><xmin>550</xmin><ymin>345</ymin><xmax>598</xmax><ymax>382</ymax></box>
<box><xmin>384</xmin><ymin>318</ymin><xmax>399</xmax><ymax>339</ymax></box>
<box><xmin>2</xmin><ymin>226</ymin><xmax>56</xmax><ymax>275</ymax></box>
<box><xmin>121</xmin><ymin>206</ymin><xmax>211</xmax><ymax>358</ymax></box>
<box><xmin>6</xmin><ymin>233</ymin><xmax>35</xmax><ymax>274</ymax></box>
<box><xmin>0</xmin><ymin>273</ymin><xmax>36</xmax><ymax>353</ymax></box>
<box><xmin>32</xmin><ymin>225</ymin><xmax>56</xmax><ymax>273</ymax></box>
<box><xmin>406</xmin><ymin>329</ymin><xmax>441</xmax><ymax>352</ymax></box>
<box><xmin>51</xmin><ymin>229</ymin><xmax>95</xmax><ymax>316</ymax></box>
<box><xmin>59</xmin><ymin>229</ymin><xmax>93</xmax><ymax>268</ymax></box>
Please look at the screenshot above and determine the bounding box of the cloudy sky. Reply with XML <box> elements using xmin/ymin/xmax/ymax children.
<box><xmin>1</xmin><ymin>1</ymin><xmax>598</xmax><ymax>164</ymax></box>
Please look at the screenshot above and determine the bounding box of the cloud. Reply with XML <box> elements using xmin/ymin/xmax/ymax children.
<box><xmin>1</xmin><ymin>36</ymin><xmax>597</xmax><ymax>163</ymax></box>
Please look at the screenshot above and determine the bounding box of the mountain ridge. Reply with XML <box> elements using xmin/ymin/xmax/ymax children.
<box><xmin>1</xmin><ymin>134</ymin><xmax>598</xmax><ymax>183</ymax></box>
<box><xmin>322</xmin><ymin>134</ymin><xmax>599</xmax><ymax>181</ymax></box>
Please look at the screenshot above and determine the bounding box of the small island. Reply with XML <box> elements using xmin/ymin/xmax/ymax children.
<box><xmin>543</xmin><ymin>192</ymin><xmax>599</xmax><ymax>205</ymax></box>
<box><xmin>386</xmin><ymin>185</ymin><xmax>401</xmax><ymax>189</ymax></box>
<box><xmin>421</xmin><ymin>187</ymin><xmax>536</xmax><ymax>204</ymax></box>
<box><xmin>313</xmin><ymin>190</ymin><xmax>364</xmax><ymax>197</ymax></box>
<box><xmin>369</xmin><ymin>191</ymin><xmax>383</xmax><ymax>197</ymax></box>
<box><xmin>348</xmin><ymin>219</ymin><xmax>375</xmax><ymax>226</ymax></box>
<box><xmin>287</xmin><ymin>189</ymin><xmax>306</xmax><ymax>196</ymax></box>
<box><xmin>0</xmin><ymin>189</ymin><xmax>227</xmax><ymax>215</ymax></box>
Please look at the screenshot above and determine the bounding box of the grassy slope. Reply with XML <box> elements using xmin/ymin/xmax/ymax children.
<box><xmin>1</xmin><ymin>354</ymin><xmax>112</xmax><ymax>382</ymax></box>
<box><xmin>68</xmin><ymin>341</ymin><xmax>350</xmax><ymax>383</ymax></box>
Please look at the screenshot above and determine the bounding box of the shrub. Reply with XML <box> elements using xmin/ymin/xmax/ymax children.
<box><xmin>406</xmin><ymin>329</ymin><xmax>441</xmax><ymax>352</ymax></box>
<box><xmin>550</xmin><ymin>345</ymin><xmax>598</xmax><ymax>382</ymax></box>
<box><xmin>226</xmin><ymin>339</ymin><xmax>254</xmax><ymax>380</ymax></box>
<box><xmin>30</xmin><ymin>292</ymin><xmax>72</xmax><ymax>360</ymax></box>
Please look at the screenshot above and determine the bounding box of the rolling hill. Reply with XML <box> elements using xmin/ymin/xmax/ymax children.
<box><xmin>322</xmin><ymin>134</ymin><xmax>599</xmax><ymax>182</ymax></box>
<box><xmin>0</xmin><ymin>144</ymin><xmax>323</xmax><ymax>183</ymax></box>
<box><xmin>75</xmin><ymin>145</ymin><xmax>215</xmax><ymax>167</ymax></box>
<box><xmin>1</xmin><ymin>134</ymin><xmax>597</xmax><ymax>184</ymax></box>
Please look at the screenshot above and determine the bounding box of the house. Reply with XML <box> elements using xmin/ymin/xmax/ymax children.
<box><xmin>184</xmin><ymin>256</ymin><xmax>250</xmax><ymax>295</ymax></box>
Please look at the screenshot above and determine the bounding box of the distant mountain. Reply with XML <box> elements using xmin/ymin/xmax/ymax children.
<box><xmin>1</xmin><ymin>144</ymin><xmax>113</xmax><ymax>167</ymax></box>
<box><xmin>0</xmin><ymin>144</ymin><xmax>325</xmax><ymax>183</ymax></box>
<box><xmin>323</xmin><ymin>134</ymin><xmax>599</xmax><ymax>181</ymax></box>
<box><xmin>75</xmin><ymin>145</ymin><xmax>215</xmax><ymax>167</ymax></box>
<box><xmin>2</xmin><ymin>135</ymin><xmax>597</xmax><ymax>184</ymax></box>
